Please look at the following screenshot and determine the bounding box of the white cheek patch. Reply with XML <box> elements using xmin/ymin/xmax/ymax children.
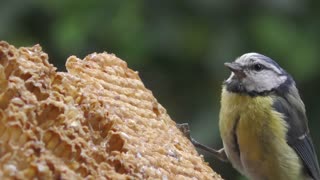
<box><xmin>243</xmin><ymin>71</ymin><xmax>287</xmax><ymax>92</ymax></box>
<box><xmin>278</xmin><ymin>75</ymin><xmax>287</xmax><ymax>84</ymax></box>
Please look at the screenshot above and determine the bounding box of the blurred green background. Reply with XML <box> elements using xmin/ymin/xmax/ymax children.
<box><xmin>1</xmin><ymin>0</ymin><xmax>320</xmax><ymax>179</ymax></box>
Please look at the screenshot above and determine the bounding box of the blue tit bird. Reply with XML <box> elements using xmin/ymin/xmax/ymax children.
<box><xmin>219</xmin><ymin>53</ymin><xmax>320</xmax><ymax>180</ymax></box>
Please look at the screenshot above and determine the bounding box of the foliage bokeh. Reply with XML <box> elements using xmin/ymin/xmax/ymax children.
<box><xmin>1</xmin><ymin>0</ymin><xmax>320</xmax><ymax>179</ymax></box>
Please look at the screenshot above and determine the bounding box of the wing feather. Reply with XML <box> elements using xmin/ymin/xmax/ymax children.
<box><xmin>291</xmin><ymin>134</ymin><xmax>320</xmax><ymax>179</ymax></box>
<box><xmin>272</xmin><ymin>94</ymin><xmax>320</xmax><ymax>179</ymax></box>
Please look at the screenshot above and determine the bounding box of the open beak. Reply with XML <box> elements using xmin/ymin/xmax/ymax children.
<box><xmin>224</xmin><ymin>62</ymin><xmax>246</xmax><ymax>79</ymax></box>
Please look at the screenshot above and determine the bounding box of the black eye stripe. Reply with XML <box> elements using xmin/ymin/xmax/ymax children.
<box><xmin>245</xmin><ymin>64</ymin><xmax>282</xmax><ymax>75</ymax></box>
<box><xmin>244</xmin><ymin>63</ymin><xmax>276</xmax><ymax>71</ymax></box>
<box><xmin>245</xmin><ymin>64</ymin><xmax>265</xmax><ymax>71</ymax></box>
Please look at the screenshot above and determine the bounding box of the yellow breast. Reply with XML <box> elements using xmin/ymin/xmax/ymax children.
<box><xmin>219</xmin><ymin>87</ymin><xmax>303</xmax><ymax>180</ymax></box>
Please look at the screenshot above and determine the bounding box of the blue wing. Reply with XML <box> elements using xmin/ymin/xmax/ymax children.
<box><xmin>292</xmin><ymin>134</ymin><xmax>320</xmax><ymax>180</ymax></box>
<box><xmin>273</xmin><ymin>95</ymin><xmax>320</xmax><ymax>180</ymax></box>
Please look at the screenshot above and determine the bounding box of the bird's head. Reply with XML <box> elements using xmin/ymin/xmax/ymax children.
<box><xmin>224</xmin><ymin>52</ymin><xmax>294</xmax><ymax>96</ymax></box>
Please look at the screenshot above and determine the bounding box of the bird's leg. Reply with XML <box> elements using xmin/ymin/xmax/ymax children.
<box><xmin>176</xmin><ymin>123</ymin><xmax>228</xmax><ymax>162</ymax></box>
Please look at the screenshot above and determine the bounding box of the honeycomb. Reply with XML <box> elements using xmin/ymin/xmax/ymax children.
<box><xmin>0</xmin><ymin>41</ymin><xmax>222</xmax><ymax>179</ymax></box>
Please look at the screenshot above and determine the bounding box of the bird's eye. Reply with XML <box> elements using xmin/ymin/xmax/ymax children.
<box><xmin>253</xmin><ymin>64</ymin><xmax>263</xmax><ymax>71</ymax></box>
